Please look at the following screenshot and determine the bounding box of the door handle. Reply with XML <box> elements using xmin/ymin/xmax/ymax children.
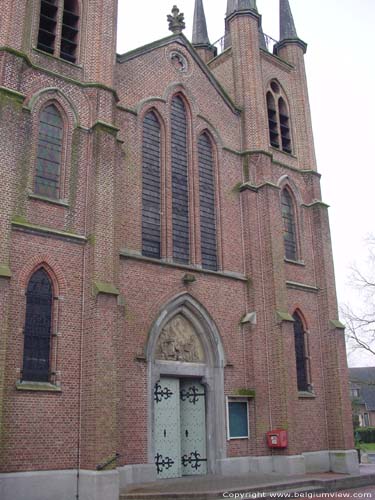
<box><xmin>164</xmin><ymin>429</ymin><xmax>167</xmax><ymax>438</ymax></box>
<box><xmin>185</xmin><ymin>430</ymin><xmax>189</xmax><ymax>438</ymax></box>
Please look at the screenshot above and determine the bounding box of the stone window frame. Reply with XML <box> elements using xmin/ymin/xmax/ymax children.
<box><xmin>35</xmin><ymin>0</ymin><xmax>83</xmax><ymax>66</ymax></box>
<box><xmin>17</xmin><ymin>263</ymin><xmax>62</xmax><ymax>391</ymax></box>
<box><xmin>266</xmin><ymin>79</ymin><xmax>294</xmax><ymax>155</ymax></box>
<box><xmin>226</xmin><ymin>396</ymin><xmax>250</xmax><ymax>440</ymax></box>
<box><xmin>28</xmin><ymin>93</ymin><xmax>76</xmax><ymax>205</ymax></box>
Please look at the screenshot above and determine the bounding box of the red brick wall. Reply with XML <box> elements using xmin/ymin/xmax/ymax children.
<box><xmin>0</xmin><ymin>3</ymin><xmax>354</xmax><ymax>474</ymax></box>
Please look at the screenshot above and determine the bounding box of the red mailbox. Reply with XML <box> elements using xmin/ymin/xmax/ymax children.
<box><xmin>266</xmin><ymin>429</ymin><xmax>288</xmax><ymax>449</ymax></box>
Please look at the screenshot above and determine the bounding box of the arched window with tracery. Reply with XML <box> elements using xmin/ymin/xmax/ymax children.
<box><xmin>266</xmin><ymin>80</ymin><xmax>293</xmax><ymax>154</ymax></box>
<box><xmin>171</xmin><ymin>96</ymin><xmax>189</xmax><ymax>264</ymax></box>
<box><xmin>35</xmin><ymin>104</ymin><xmax>63</xmax><ymax>199</ymax></box>
<box><xmin>281</xmin><ymin>187</ymin><xmax>297</xmax><ymax>261</ymax></box>
<box><xmin>38</xmin><ymin>0</ymin><xmax>80</xmax><ymax>64</ymax></box>
<box><xmin>198</xmin><ymin>133</ymin><xmax>217</xmax><ymax>271</ymax></box>
<box><xmin>142</xmin><ymin>111</ymin><xmax>161</xmax><ymax>259</ymax></box>
<box><xmin>22</xmin><ymin>268</ymin><xmax>53</xmax><ymax>382</ymax></box>
<box><xmin>293</xmin><ymin>312</ymin><xmax>310</xmax><ymax>392</ymax></box>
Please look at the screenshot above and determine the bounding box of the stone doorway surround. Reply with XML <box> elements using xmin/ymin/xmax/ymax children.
<box><xmin>146</xmin><ymin>293</ymin><xmax>226</xmax><ymax>478</ymax></box>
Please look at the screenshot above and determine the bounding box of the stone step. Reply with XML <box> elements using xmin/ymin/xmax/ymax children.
<box><xmin>120</xmin><ymin>481</ymin><xmax>324</xmax><ymax>500</ymax></box>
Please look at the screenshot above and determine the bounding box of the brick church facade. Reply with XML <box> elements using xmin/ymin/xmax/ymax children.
<box><xmin>0</xmin><ymin>0</ymin><xmax>357</xmax><ymax>499</ymax></box>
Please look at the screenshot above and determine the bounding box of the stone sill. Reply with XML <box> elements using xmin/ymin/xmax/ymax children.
<box><xmin>284</xmin><ymin>258</ymin><xmax>305</xmax><ymax>267</ymax></box>
<box><xmin>120</xmin><ymin>250</ymin><xmax>247</xmax><ymax>282</ymax></box>
<box><xmin>29</xmin><ymin>193</ymin><xmax>69</xmax><ymax>208</ymax></box>
<box><xmin>298</xmin><ymin>391</ymin><xmax>316</xmax><ymax>399</ymax></box>
<box><xmin>270</xmin><ymin>145</ymin><xmax>297</xmax><ymax>160</ymax></box>
<box><xmin>16</xmin><ymin>381</ymin><xmax>62</xmax><ymax>393</ymax></box>
<box><xmin>32</xmin><ymin>47</ymin><xmax>82</xmax><ymax>69</ymax></box>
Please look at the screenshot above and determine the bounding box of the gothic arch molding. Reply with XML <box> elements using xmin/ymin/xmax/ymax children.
<box><xmin>146</xmin><ymin>293</ymin><xmax>226</xmax><ymax>474</ymax></box>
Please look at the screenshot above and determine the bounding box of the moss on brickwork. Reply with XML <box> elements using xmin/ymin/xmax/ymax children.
<box><xmin>0</xmin><ymin>265</ymin><xmax>11</xmax><ymax>278</ymax></box>
<box><xmin>0</xmin><ymin>87</ymin><xmax>25</xmax><ymax>107</ymax></box>
<box><xmin>0</xmin><ymin>47</ymin><xmax>119</xmax><ymax>99</ymax></box>
<box><xmin>92</xmin><ymin>120</ymin><xmax>120</xmax><ymax>137</ymax></box>
<box><xmin>235</xmin><ymin>388</ymin><xmax>256</xmax><ymax>397</ymax></box>
<box><xmin>93</xmin><ymin>281</ymin><xmax>120</xmax><ymax>296</ymax></box>
<box><xmin>276</xmin><ymin>310</ymin><xmax>295</xmax><ymax>323</ymax></box>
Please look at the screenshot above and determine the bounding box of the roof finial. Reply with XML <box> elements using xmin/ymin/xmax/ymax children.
<box><xmin>168</xmin><ymin>5</ymin><xmax>186</xmax><ymax>35</ymax></box>
<box><xmin>280</xmin><ymin>0</ymin><xmax>298</xmax><ymax>40</ymax></box>
<box><xmin>192</xmin><ymin>0</ymin><xmax>210</xmax><ymax>46</ymax></box>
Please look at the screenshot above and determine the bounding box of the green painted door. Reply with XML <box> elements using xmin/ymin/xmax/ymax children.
<box><xmin>154</xmin><ymin>378</ymin><xmax>181</xmax><ymax>479</ymax></box>
<box><xmin>180</xmin><ymin>379</ymin><xmax>207</xmax><ymax>476</ymax></box>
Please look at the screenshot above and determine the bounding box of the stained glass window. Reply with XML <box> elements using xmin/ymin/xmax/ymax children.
<box><xmin>35</xmin><ymin>104</ymin><xmax>63</xmax><ymax>199</ymax></box>
<box><xmin>198</xmin><ymin>133</ymin><xmax>217</xmax><ymax>271</ymax></box>
<box><xmin>142</xmin><ymin>111</ymin><xmax>161</xmax><ymax>259</ymax></box>
<box><xmin>171</xmin><ymin>96</ymin><xmax>189</xmax><ymax>264</ymax></box>
<box><xmin>22</xmin><ymin>269</ymin><xmax>53</xmax><ymax>382</ymax></box>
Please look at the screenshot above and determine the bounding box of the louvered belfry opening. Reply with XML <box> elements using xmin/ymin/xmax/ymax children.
<box><xmin>22</xmin><ymin>269</ymin><xmax>53</xmax><ymax>382</ymax></box>
<box><xmin>37</xmin><ymin>0</ymin><xmax>58</xmax><ymax>55</ymax></box>
<box><xmin>198</xmin><ymin>134</ymin><xmax>217</xmax><ymax>271</ymax></box>
<box><xmin>171</xmin><ymin>96</ymin><xmax>190</xmax><ymax>264</ymax></box>
<box><xmin>267</xmin><ymin>92</ymin><xmax>279</xmax><ymax>149</ymax></box>
<box><xmin>35</xmin><ymin>104</ymin><xmax>63</xmax><ymax>199</ymax></box>
<box><xmin>142</xmin><ymin>111</ymin><xmax>161</xmax><ymax>259</ymax></box>
<box><xmin>281</xmin><ymin>188</ymin><xmax>297</xmax><ymax>261</ymax></box>
<box><xmin>61</xmin><ymin>0</ymin><xmax>79</xmax><ymax>63</ymax></box>
<box><xmin>293</xmin><ymin>313</ymin><xmax>309</xmax><ymax>392</ymax></box>
<box><xmin>279</xmin><ymin>97</ymin><xmax>292</xmax><ymax>154</ymax></box>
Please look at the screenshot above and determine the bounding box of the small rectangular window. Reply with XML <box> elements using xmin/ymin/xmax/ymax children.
<box><xmin>364</xmin><ymin>413</ymin><xmax>370</xmax><ymax>427</ymax></box>
<box><xmin>227</xmin><ymin>399</ymin><xmax>249</xmax><ymax>439</ymax></box>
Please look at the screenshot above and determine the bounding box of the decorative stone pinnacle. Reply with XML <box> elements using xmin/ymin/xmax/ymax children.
<box><xmin>168</xmin><ymin>5</ymin><xmax>186</xmax><ymax>34</ymax></box>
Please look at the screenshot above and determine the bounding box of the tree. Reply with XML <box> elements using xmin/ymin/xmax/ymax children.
<box><xmin>341</xmin><ymin>236</ymin><xmax>375</xmax><ymax>357</ymax></box>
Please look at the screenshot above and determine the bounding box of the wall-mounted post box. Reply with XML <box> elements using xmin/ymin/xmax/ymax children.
<box><xmin>266</xmin><ymin>429</ymin><xmax>288</xmax><ymax>448</ymax></box>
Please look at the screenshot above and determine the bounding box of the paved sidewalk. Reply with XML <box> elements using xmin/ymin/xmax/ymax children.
<box><xmin>120</xmin><ymin>465</ymin><xmax>375</xmax><ymax>500</ymax></box>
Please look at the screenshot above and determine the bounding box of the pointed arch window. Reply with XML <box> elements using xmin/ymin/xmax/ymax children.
<box><xmin>281</xmin><ymin>188</ymin><xmax>297</xmax><ymax>261</ymax></box>
<box><xmin>267</xmin><ymin>92</ymin><xmax>279</xmax><ymax>149</ymax></box>
<box><xmin>267</xmin><ymin>81</ymin><xmax>293</xmax><ymax>154</ymax></box>
<box><xmin>22</xmin><ymin>269</ymin><xmax>53</xmax><ymax>382</ymax></box>
<box><xmin>171</xmin><ymin>96</ymin><xmax>189</xmax><ymax>264</ymax></box>
<box><xmin>35</xmin><ymin>104</ymin><xmax>63</xmax><ymax>199</ymax></box>
<box><xmin>37</xmin><ymin>0</ymin><xmax>80</xmax><ymax>64</ymax></box>
<box><xmin>198</xmin><ymin>133</ymin><xmax>217</xmax><ymax>271</ymax></box>
<box><xmin>142</xmin><ymin>111</ymin><xmax>161</xmax><ymax>259</ymax></box>
<box><xmin>293</xmin><ymin>312</ymin><xmax>310</xmax><ymax>392</ymax></box>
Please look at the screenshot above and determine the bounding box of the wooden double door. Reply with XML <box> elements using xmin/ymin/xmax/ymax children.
<box><xmin>154</xmin><ymin>377</ymin><xmax>207</xmax><ymax>479</ymax></box>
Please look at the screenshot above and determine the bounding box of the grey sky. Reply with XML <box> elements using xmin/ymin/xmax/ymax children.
<box><xmin>117</xmin><ymin>0</ymin><xmax>375</xmax><ymax>367</ymax></box>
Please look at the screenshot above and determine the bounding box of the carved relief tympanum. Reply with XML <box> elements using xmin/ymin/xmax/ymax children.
<box><xmin>155</xmin><ymin>315</ymin><xmax>205</xmax><ymax>363</ymax></box>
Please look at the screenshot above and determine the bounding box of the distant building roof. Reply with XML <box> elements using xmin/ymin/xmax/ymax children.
<box><xmin>349</xmin><ymin>367</ymin><xmax>375</xmax><ymax>411</ymax></box>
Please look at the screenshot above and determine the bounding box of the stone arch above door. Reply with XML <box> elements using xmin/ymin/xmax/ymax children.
<box><xmin>146</xmin><ymin>293</ymin><xmax>225</xmax><ymax>369</ymax></box>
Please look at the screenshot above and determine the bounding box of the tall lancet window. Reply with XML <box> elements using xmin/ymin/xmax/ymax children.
<box><xmin>142</xmin><ymin>111</ymin><xmax>161</xmax><ymax>259</ymax></box>
<box><xmin>35</xmin><ymin>104</ymin><xmax>63</xmax><ymax>199</ymax></box>
<box><xmin>293</xmin><ymin>312</ymin><xmax>310</xmax><ymax>392</ymax></box>
<box><xmin>266</xmin><ymin>81</ymin><xmax>293</xmax><ymax>154</ymax></box>
<box><xmin>279</xmin><ymin>97</ymin><xmax>292</xmax><ymax>154</ymax></box>
<box><xmin>171</xmin><ymin>96</ymin><xmax>189</xmax><ymax>264</ymax></box>
<box><xmin>281</xmin><ymin>188</ymin><xmax>297</xmax><ymax>261</ymax></box>
<box><xmin>38</xmin><ymin>0</ymin><xmax>80</xmax><ymax>64</ymax></box>
<box><xmin>198</xmin><ymin>133</ymin><xmax>217</xmax><ymax>271</ymax></box>
<box><xmin>22</xmin><ymin>269</ymin><xmax>53</xmax><ymax>382</ymax></box>
<box><xmin>267</xmin><ymin>92</ymin><xmax>279</xmax><ymax>149</ymax></box>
